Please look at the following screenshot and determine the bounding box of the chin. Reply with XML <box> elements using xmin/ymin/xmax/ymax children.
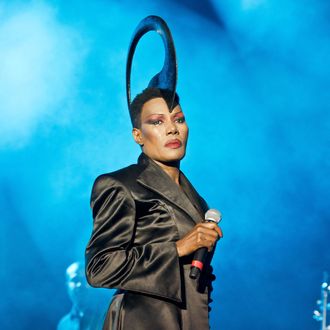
<box><xmin>144</xmin><ymin>146</ymin><xmax>187</xmax><ymax>164</ymax></box>
<box><xmin>160</xmin><ymin>149</ymin><xmax>186</xmax><ymax>163</ymax></box>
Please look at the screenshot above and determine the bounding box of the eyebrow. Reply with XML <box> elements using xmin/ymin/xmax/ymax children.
<box><xmin>172</xmin><ymin>111</ymin><xmax>184</xmax><ymax>117</ymax></box>
<box><xmin>145</xmin><ymin>113</ymin><xmax>165</xmax><ymax>118</ymax></box>
<box><xmin>145</xmin><ymin>111</ymin><xmax>183</xmax><ymax>119</ymax></box>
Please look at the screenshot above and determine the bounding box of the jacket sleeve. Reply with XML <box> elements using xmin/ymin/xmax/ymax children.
<box><xmin>85</xmin><ymin>175</ymin><xmax>183</xmax><ymax>303</ymax></box>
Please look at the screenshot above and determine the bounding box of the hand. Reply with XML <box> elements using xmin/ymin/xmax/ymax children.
<box><xmin>176</xmin><ymin>222</ymin><xmax>223</xmax><ymax>257</ymax></box>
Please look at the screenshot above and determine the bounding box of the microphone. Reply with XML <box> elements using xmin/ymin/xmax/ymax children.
<box><xmin>189</xmin><ymin>209</ymin><xmax>222</xmax><ymax>280</ymax></box>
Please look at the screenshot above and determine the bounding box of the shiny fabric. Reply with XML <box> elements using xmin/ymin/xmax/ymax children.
<box><xmin>85</xmin><ymin>153</ymin><xmax>215</xmax><ymax>330</ymax></box>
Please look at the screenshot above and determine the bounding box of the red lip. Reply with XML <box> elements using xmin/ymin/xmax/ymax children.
<box><xmin>165</xmin><ymin>139</ymin><xmax>182</xmax><ymax>149</ymax></box>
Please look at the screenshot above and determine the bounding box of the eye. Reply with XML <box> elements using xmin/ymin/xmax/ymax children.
<box><xmin>148</xmin><ymin>119</ymin><xmax>163</xmax><ymax>126</ymax></box>
<box><xmin>175</xmin><ymin>116</ymin><xmax>185</xmax><ymax>124</ymax></box>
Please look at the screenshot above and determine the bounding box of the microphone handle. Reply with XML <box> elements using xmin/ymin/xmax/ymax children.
<box><xmin>189</xmin><ymin>247</ymin><xmax>208</xmax><ymax>279</ymax></box>
<box><xmin>189</xmin><ymin>215</ymin><xmax>220</xmax><ymax>280</ymax></box>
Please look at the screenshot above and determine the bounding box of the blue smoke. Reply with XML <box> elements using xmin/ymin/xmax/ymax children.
<box><xmin>0</xmin><ymin>0</ymin><xmax>329</xmax><ymax>329</ymax></box>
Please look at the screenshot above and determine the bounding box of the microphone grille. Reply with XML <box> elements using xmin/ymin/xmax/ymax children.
<box><xmin>205</xmin><ymin>209</ymin><xmax>222</xmax><ymax>223</ymax></box>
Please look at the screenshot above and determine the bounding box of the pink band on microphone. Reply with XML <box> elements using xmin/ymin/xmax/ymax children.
<box><xmin>192</xmin><ymin>260</ymin><xmax>204</xmax><ymax>271</ymax></box>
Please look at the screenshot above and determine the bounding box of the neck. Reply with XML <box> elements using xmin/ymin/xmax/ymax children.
<box><xmin>154</xmin><ymin>160</ymin><xmax>181</xmax><ymax>185</ymax></box>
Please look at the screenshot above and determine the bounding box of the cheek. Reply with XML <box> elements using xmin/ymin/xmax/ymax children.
<box><xmin>142</xmin><ymin>127</ymin><xmax>163</xmax><ymax>145</ymax></box>
<box><xmin>181</xmin><ymin>125</ymin><xmax>189</xmax><ymax>141</ymax></box>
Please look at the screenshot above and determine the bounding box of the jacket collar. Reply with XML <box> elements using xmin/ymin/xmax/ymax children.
<box><xmin>136</xmin><ymin>153</ymin><xmax>204</xmax><ymax>224</ymax></box>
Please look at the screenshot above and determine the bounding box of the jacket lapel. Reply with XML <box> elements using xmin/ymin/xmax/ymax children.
<box><xmin>179</xmin><ymin>172</ymin><xmax>207</xmax><ymax>217</ymax></box>
<box><xmin>136</xmin><ymin>154</ymin><xmax>203</xmax><ymax>224</ymax></box>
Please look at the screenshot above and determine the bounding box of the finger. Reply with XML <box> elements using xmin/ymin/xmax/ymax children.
<box><xmin>206</xmin><ymin>240</ymin><xmax>216</xmax><ymax>252</ymax></box>
<box><xmin>197</xmin><ymin>226</ymin><xmax>221</xmax><ymax>239</ymax></box>
<box><xmin>199</xmin><ymin>222</ymin><xmax>222</xmax><ymax>236</ymax></box>
<box><xmin>217</xmin><ymin>226</ymin><xmax>223</xmax><ymax>238</ymax></box>
<box><xmin>208</xmin><ymin>244</ymin><xmax>214</xmax><ymax>252</ymax></box>
<box><xmin>196</xmin><ymin>231</ymin><xmax>217</xmax><ymax>245</ymax></box>
<box><xmin>197</xmin><ymin>232</ymin><xmax>219</xmax><ymax>246</ymax></box>
<box><xmin>199</xmin><ymin>222</ymin><xmax>216</xmax><ymax>229</ymax></box>
<box><xmin>206</xmin><ymin>223</ymin><xmax>223</xmax><ymax>238</ymax></box>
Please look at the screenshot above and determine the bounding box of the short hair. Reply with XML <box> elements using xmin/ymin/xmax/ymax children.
<box><xmin>130</xmin><ymin>88</ymin><xmax>180</xmax><ymax>128</ymax></box>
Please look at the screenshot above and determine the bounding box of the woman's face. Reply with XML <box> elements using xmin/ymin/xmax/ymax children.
<box><xmin>132</xmin><ymin>97</ymin><xmax>189</xmax><ymax>163</ymax></box>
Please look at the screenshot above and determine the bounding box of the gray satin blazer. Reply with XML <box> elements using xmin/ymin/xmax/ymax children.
<box><xmin>85</xmin><ymin>153</ymin><xmax>215</xmax><ymax>330</ymax></box>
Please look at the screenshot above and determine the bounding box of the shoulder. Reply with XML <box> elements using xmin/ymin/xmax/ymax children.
<box><xmin>92</xmin><ymin>163</ymin><xmax>144</xmax><ymax>190</ymax></box>
<box><xmin>91</xmin><ymin>163</ymin><xmax>145</xmax><ymax>204</ymax></box>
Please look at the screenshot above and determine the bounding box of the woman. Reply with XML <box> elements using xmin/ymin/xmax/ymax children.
<box><xmin>85</xmin><ymin>87</ymin><xmax>222</xmax><ymax>329</ymax></box>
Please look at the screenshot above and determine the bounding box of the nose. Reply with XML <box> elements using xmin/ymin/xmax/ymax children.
<box><xmin>166</xmin><ymin>121</ymin><xmax>179</xmax><ymax>135</ymax></box>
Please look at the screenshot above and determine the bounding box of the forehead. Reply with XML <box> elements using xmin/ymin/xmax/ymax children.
<box><xmin>141</xmin><ymin>97</ymin><xmax>181</xmax><ymax>117</ymax></box>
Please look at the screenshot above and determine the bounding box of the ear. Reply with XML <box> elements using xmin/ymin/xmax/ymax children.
<box><xmin>132</xmin><ymin>128</ymin><xmax>144</xmax><ymax>146</ymax></box>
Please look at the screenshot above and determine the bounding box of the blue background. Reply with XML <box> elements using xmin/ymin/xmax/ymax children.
<box><xmin>0</xmin><ymin>0</ymin><xmax>329</xmax><ymax>329</ymax></box>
